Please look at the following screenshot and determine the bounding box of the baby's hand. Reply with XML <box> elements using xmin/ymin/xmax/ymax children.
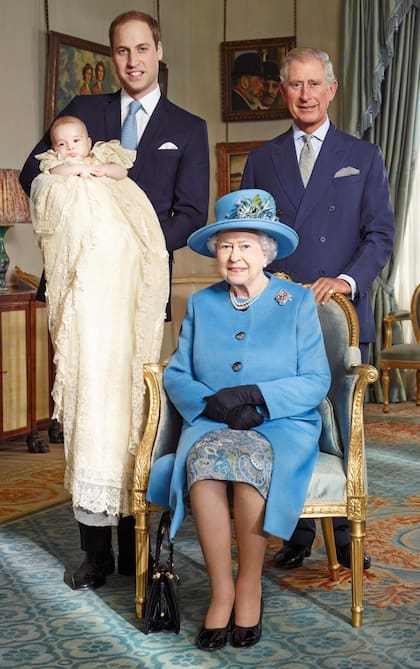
<box><xmin>90</xmin><ymin>163</ymin><xmax>128</xmax><ymax>180</ymax></box>
<box><xmin>50</xmin><ymin>163</ymin><xmax>90</xmax><ymax>177</ymax></box>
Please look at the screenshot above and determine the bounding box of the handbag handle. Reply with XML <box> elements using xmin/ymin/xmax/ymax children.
<box><xmin>153</xmin><ymin>511</ymin><xmax>175</xmax><ymax>574</ymax></box>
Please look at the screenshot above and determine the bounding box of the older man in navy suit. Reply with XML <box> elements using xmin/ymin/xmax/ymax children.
<box><xmin>242</xmin><ymin>47</ymin><xmax>395</xmax><ymax>571</ymax></box>
<box><xmin>20</xmin><ymin>10</ymin><xmax>209</xmax><ymax>590</ymax></box>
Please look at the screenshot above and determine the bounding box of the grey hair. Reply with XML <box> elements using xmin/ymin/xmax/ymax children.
<box><xmin>207</xmin><ymin>231</ymin><xmax>278</xmax><ymax>263</ymax></box>
<box><xmin>280</xmin><ymin>47</ymin><xmax>336</xmax><ymax>85</ymax></box>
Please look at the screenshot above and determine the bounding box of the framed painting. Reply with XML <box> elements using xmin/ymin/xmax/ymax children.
<box><xmin>220</xmin><ymin>36</ymin><xmax>295</xmax><ymax>122</ymax></box>
<box><xmin>44</xmin><ymin>31</ymin><xmax>168</xmax><ymax>129</ymax></box>
<box><xmin>216</xmin><ymin>141</ymin><xmax>265</xmax><ymax>198</ymax></box>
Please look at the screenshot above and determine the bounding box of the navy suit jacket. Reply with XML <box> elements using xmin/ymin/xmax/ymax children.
<box><xmin>241</xmin><ymin>123</ymin><xmax>395</xmax><ymax>342</ymax></box>
<box><xmin>20</xmin><ymin>91</ymin><xmax>209</xmax><ymax>256</ymax></box>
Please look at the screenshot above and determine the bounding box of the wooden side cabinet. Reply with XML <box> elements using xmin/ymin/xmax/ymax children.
<box><xmin>0</xmin><ymin>288</ymin><xmax>52</xmax><ymax>439</ymax></box>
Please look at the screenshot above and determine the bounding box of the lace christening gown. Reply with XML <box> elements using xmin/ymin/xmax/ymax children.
<box><xmin>30</xmin><ymin>141</ymin><xmax>169</xmax><ymax>524</ymax></box>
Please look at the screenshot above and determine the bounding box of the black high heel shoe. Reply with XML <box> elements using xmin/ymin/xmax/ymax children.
<box><xmin>196</xmin><ymin>624</ymin><xmax>230</xmax><ymax>652</ymax></box>
<box><xmin>231</xmin><ymin>598</ymin><xmax>263</xmax><ymax>648</ymax></box>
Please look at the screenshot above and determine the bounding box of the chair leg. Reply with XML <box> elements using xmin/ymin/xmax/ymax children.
<box><xmin>350</xmin><ymin>520</ymin><xmax>365</xmax><ymax>628</ymax></box>
<box><xmin>320</xmin><ymin>517</ymin><xmax>340</xmax><ymax>582</ymax></box>
<box><xmin>416</xmin><ymin>369</ymin><xmax>420</xmax><ymax>406</ymax></box>
<box><xmin>135</xmin><ymin>509</ymin><xmax>150</xmax><ymax>618</ymax></box>
<box><xmin>382</xmin><ymin>367</ymin><xmax>390</xmax><ymax>413</ymax></box>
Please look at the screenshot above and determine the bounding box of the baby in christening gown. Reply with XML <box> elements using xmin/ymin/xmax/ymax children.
<box><xmin>30</xmin><ymin>115</ymin><xmax>169</xmax><ymax>526</ymax></box>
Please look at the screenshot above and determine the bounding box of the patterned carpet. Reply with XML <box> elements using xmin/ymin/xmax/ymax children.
<box><xmin>0</xmin><ymin>437</ymin><xmax>69</xmax><ymax>523</ymax></box>
<box><xmin>0</xmin><ymin>407</ymin><xmax>419</xmax><ymax>668</ymax></box>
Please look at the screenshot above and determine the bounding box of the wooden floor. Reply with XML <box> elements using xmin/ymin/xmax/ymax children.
<box><xmin>0</xmin><ymin>431</ymin><xmax>64</xmax><ymax>475</ymax></box>
<box><xmin>0</xmin><ymin>431</ymin><xmax>68</xmax><ymax>523</ymax></box>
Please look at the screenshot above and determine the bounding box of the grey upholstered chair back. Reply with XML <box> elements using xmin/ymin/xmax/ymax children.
<box><xmin>149</xmin><ymin>368</ymin><xmax>182</xmax><ymax>465</ymax></box>
<box><xmin>316</xmin><ymin>297</ymin><xmax>361</xmax><ymax>462</ymax></box>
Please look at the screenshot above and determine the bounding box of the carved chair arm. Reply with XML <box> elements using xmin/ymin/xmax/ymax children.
<box><xmin>345</xmin><ymin>363</ymin><xmax>377</xmax><ymax>518</ymax></box>
<box><xmin>132</xmin><ymin>362</ymin><xmax>172</xmax><ymax>513</ymax></box>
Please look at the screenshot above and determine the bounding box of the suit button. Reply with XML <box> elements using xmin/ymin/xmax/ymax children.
<box><xmin>329</xmin><ymin>205</ymin><xmax>336</xmax><ymax>212</ymax></box>
<box><xmin>320</xmin><ymin>270</ymin><xmax>326</xmax><ymax>276</ymax></box>
<box><xmin>232</xmin><ymin>362</ymin><xmax>242</xmax><ymax>372</ymax></box>
<box><xmin>320</xmin><ymin>236</ymin><xmax>326</xmax><ymax>243</ymax></box>
<box><xmin>235</xmin><ymin>331</ymin><xmax>246</xmax><ymax>340</ymax></box>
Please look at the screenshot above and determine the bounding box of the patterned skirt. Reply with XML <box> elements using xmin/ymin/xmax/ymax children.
<box><xmin>187</xmin><ymin>428</ymin><xmax>273</xmax><ymax>499</ymax></box>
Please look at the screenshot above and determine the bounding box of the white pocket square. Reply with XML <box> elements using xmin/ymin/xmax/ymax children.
<box><xmin>158</xmin><ymin>142</ymin><xmax>178</xmax><ymax>150</ymax></box>
<box><xmin>334</xmin><ymin>166</ymin><xmax>360</xmax><ymax>178</ymax></box>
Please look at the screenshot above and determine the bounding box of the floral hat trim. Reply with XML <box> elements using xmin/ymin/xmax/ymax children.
<box><xmin>226</xmin><ymin>194</ymin><xmax>279</xmax><ymax>223</ymax></box>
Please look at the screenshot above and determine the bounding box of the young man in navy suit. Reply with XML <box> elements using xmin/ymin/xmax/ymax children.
<box><xmin>241</xmin><ymin>47</ymin><xmax>395</xmax><ymax>571</ymax></box>
<box><xmin>20</xmin><ymin>10</ymin><xmax>209</xmax><ymax>590</ymax></box>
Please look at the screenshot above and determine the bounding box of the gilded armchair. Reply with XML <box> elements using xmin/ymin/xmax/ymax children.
<box><xmin>380</xmin><ymin>283</ymin><xmax>420</xmax><ymax>412</ymax></box>
<box><xmin>132</xmin><ymin>292</ymin><xmax>377</xmax><ymax>627</ymax></box>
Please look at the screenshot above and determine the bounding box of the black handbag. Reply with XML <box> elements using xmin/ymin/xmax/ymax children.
<box><xmin>143</xmin><ymin>511</ymin><xmax>181</xmax><ymax>634</ymax></box>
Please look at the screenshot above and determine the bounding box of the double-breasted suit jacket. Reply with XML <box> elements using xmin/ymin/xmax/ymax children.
<box><xmin>241</xmin><ymin>124</ymin><xmax>395</xmax><ymax>343</ymax></box>
<box><xmin>20</xmin><ymin>91</ymin><xmax>210</xmax><ymax>283</ymax></box>
<box><xmin>146</xmin><ymin>275</ymin><xmax>331</xmax><ymax>540</ymax></box>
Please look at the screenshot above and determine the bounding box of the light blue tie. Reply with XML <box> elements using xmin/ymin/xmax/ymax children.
<box><xmin>299</xmin><ymin>134</ymin><xmax>315</xmax><ymax>187</ymax></box>
<box><xmin>121</xmin><ymin>100</ymin><xmax>142</xmax><ymax>149</ymax></box>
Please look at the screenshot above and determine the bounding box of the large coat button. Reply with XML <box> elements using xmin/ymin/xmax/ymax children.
<box><xmin>232</xmin><ymin>362</ymin><xmax>242</xmax><ymax>372</ymax></box>
<box><xmin>235</xmin><ymin>331</ymin><xmax>246</xmax><ymax>340</ymax></box>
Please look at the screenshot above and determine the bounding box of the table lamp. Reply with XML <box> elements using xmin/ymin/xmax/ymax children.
<box><xmin>0</xmin><ymin>169</ymin><xmax>31</xmax><ymax>290</ymax></box>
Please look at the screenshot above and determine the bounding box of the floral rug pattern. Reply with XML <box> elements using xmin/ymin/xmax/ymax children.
<box><xmin>0</xmin><ymin>406</ymin><xmax>419</xmax><ymax>668</ymax></box>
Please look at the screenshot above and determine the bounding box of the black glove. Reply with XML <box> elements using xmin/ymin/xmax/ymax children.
<box><xmin>226</xmin><ymin>405</ymin><xmax>264</xmax><ymax>430</ymax></box>
<box><xmin>203</xmin><ymin>385</ymin><xmax>265</xmax><ymax>423</ymax></box>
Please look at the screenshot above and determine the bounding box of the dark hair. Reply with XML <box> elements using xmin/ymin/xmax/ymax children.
<box><xmin>82</xmin><ymin>63</ymin><xmax>93</xmax><ymax>77</ymax></box>
<box><xmin>95</xmin><ymin>60</ymin><xmax>105</xmax><ymax>75</ymax></box>
<box><xmin>109</xmin><ymin>11</ymin><xmax>161</xmax><ymax>49</ymax></box>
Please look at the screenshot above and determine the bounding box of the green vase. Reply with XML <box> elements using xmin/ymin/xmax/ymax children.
<box><xmin>0</xmin><ymin>226</ymin><xmax>11</xmax><ymax>291</ymax></box>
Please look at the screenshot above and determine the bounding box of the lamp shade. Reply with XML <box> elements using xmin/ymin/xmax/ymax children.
<box><xmin>0</xmin><ymin>169</ymin><xmax>30</xmax><ymax>224</ymax></box>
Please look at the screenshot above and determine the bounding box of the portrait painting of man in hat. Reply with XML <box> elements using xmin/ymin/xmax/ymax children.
<box><xmin>221</xmin><ymin>37</ymin><xmax>295</xmax><ymax>122</ymax></box>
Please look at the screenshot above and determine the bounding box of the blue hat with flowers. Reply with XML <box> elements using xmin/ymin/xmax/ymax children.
<box><xmin>188</xmin><ymin>189</ymin><xmax>299</xmax><ymax>259</ymax></box>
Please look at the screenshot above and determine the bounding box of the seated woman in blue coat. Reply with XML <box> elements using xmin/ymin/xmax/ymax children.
<box><xmin>147</xmin><ymin>188</ymin><xmax>331</xmax><ymax>651</ymax></box>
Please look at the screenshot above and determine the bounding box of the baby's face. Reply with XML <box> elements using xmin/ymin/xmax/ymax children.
<box><xmin>51</xmin><ymin>122</ymin><xmax>92</xmax><ymax>159</ymax></box>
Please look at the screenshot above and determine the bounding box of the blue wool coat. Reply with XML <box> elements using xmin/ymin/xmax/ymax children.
<box><xmin>146</xmin><ymin>275</ymin><xmax>331</xmax><ymax>539</ymax></box>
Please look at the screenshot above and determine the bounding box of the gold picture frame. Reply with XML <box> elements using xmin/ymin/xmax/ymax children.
<box><xmin>221</xmin><ymin>36</ymin><xmax>295</xmax><ymax>122</ymax></box>
<box><xmin>216</xmin><ymin>141</ymin><xmax>265</xmax><ymax>198</ymax></box>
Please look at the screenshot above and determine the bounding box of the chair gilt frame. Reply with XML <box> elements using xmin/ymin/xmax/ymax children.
<box><xmin>132</xmin><ymin>292</ymin><xmax>378</xmax><ymax>627</ymax></box>
<box><xmin>380</xmin><ymin>283</ymin><xmax>420</xmax><ymax>412</ymax></box>
<box><xmin>132</xmin><ymin>362</ymin><xmax>175</xmax><ymax>619</ymax></box>
<box><xmin>302</xmin><ymin>298</ymin><xmax>377</xmax><ymax>627</ymax></box>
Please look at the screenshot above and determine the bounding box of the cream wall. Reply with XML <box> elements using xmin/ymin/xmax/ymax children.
<box><xmin>1</xmin><ymin>0</ymin><xmax>341</xmax><ymax>285</ymax></box>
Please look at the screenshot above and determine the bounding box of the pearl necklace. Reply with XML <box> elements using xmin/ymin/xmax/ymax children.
<box><xmin>229</xmin><ymin>286</ymin><xmax>265</xmax><ymax>311</ymax></box>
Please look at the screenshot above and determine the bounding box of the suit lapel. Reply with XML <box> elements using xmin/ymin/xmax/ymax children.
<box><xmin>270</xmin><ymin>129</ymin><xmax>304</xmax><ymax>214</ymax></box>
<box><xmin>128</xmin><ymin>96</ymin><xmax>170</xmax><ymax>181</ymax></box>
<box><xmin>294</xmin><ymin>124</ymin><xmax>346</xmax><ymax>230</ymax></box>
<box><xmin>103</xmin><ymin>91</ymin><xmax>122</xmax><ymax>141</ymax></box>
